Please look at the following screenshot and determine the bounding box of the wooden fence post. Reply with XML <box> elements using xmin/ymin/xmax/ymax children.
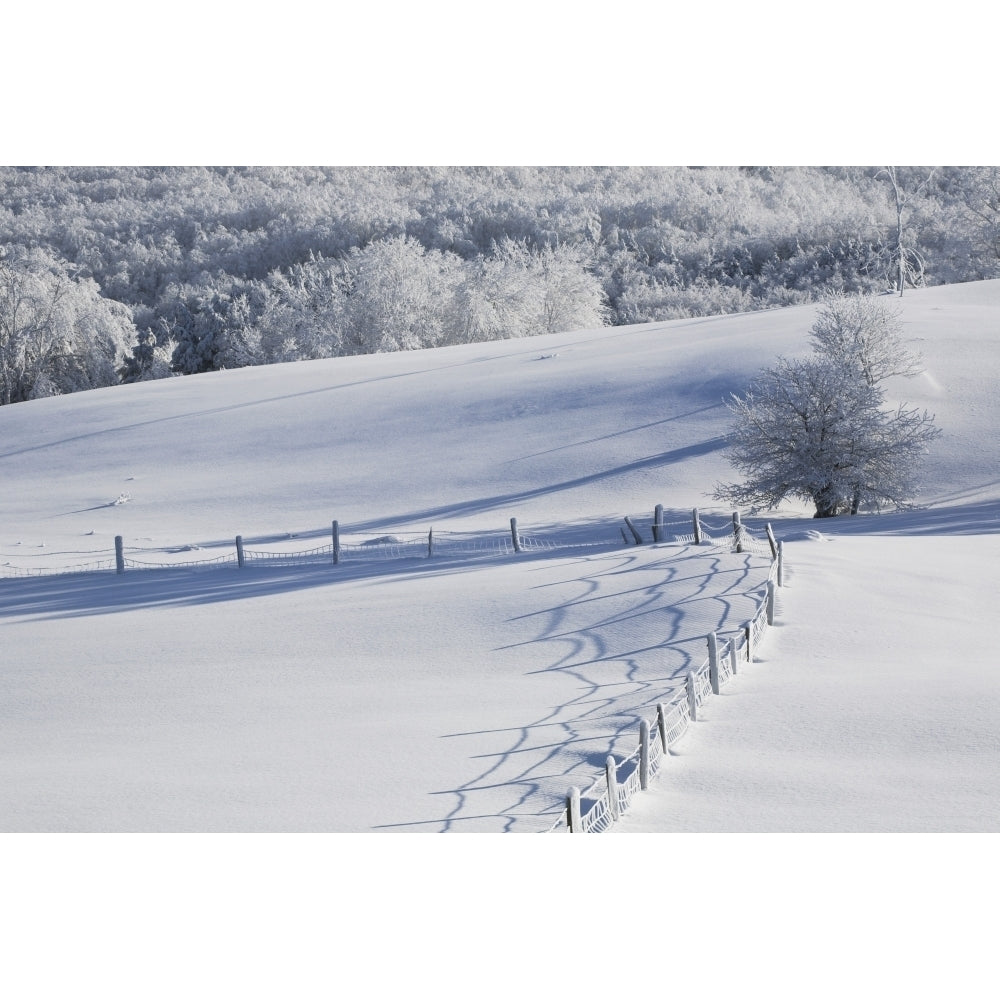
<box><xmin>639</xmin><ymin>720</ymin><xmax>650</xmax><ymax>790</ymax></box>
<box><xmin>235</xmin><ymin>535</ymin><xmax>245</xmax><ymax>568</ymax></box>
<box><xmin>765</xmin><ymin>523</ymin><xmax>778</xmax><ymax>560</ymax></box>
<box><xmin>729</xmin><ymin>637</ymin><xmax>739</xmax><ymax>677</ymax></box>
<box><xmin>653</xmin><ymin>504</ymin><xmax>664</xmax><ymax>543</ymax></box>
<box><xmin>745</xmin><ymin>624</ymin><xmax>753</xmax><ymax>663</ymax></box>
<box><xmin>686</xmin><ymin>671</ymin><xmax>698</xmax><ymax>721</ymax></box>
<box><xmin>656</xmin><ymin>702</ymin><xmax>669</xmax><ymax>754</ymax></box>
<box><xmin>114</xmin><ymin>535</ymin><xmax>124</xmax><ymax>575</ymax></box>
<box><xmin>567</xmin><ymin>787</ymin><xmax>582</xmax><ymax>833</ymax></box>
<box><xmin>777</xmin><ymin>541</ymin><xmax>784</xmax><ymax>587</ymax></box>
<box><xmin>624</xmin><ymin>516</ymin><xmax>643</xmax><ymax>544</ymax></box>
<box><xmin>766</xmin><ymin>579</ymin><xmax>776</xmax><ymax>626</ymax></box>
<box><xmin>606</xmin><ymin>756</ymin><xmax>620</xmax><ymax>821</ymax></box>
<box><xmin>708</xmin><ymin>632</ymin><xmax>721</xmax><ymax>695</ymax></box>
<box><xmin>428</xmin><ymin>527</ymin><xmax>434</xmax><ymax>558</ymax></box>
<box><xmin>332</xmin><ymin>520</ymin><xmax>340</xmax><ymax>564</ymax></box>
<box><xmin>510</xmin><ymin>517</ymin><xmax>521</xmax><ymax>553</ymax></box>
<box><xmin>692</xmin><ymin>508</ymin><xmax>702</xmax><ymax>545</ymax></box>
<box><xmin>732</xmin><ymin>511</ymin><xmax>743</xmax><ymax>553</ymax></box>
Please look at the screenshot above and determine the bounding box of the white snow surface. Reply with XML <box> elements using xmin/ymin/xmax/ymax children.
<box><xmin>2</xmin><ymin>280</ymin><xmax>999</xmax><ymax>834</ymax></box>
<box><xmin>614</xmin><ymin>531</ymin><xmax>1000</xmax><ymax>832</ymax></box>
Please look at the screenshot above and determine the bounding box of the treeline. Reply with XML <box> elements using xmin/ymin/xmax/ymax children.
<box><xmin>1</xmin><ymin>166</ymin><xmax>998</xmax><ymax>403</ymax></box>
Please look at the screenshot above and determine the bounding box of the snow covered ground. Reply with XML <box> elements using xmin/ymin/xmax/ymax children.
<box><xmin>2</xmin><ymin>279</ymin><xmax>998</xmax><ymax>836</ymax></box>
<box><xmin>613</xmin><ymin>521</ymin><xmax>1000</xmax><ymax>832</ymax></box>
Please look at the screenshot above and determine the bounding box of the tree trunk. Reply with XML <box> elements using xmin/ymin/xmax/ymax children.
<box><xmin>813</xmin><ymin>484</ymin><xmax>841</xmax><ymax>518</ymax></box>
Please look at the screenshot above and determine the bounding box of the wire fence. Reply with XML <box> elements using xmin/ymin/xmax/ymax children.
<box><xmin>0</xmin><ymin>521</ymin><xmax>591</xmax><ymax>577</ymax></box>
<box><xmin>0</xmin><ymin>557</ymin><xmax>118</xmax><ymax>577</ymax></box>
<box><xmin>545</xmin><ymin>545</ymin><xmax>782</xmax><ymax>833</ymax></box>
<box><xmin>2</xmin><ymin>506</ymin><xmax>777</xmax><ymax>579</ymax></box>
<box><xmin>2</xmin><ymin>498</ymin><xmax>785</xmax><ymax>833</ymax></box>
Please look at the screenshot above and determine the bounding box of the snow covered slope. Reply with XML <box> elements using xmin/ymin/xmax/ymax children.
<box><xmin>1</xmin><ymin>280</ymin><xmax>997</xmax><ymax>832</ymax></box>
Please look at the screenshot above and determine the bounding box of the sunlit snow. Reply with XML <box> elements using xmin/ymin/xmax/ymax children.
<box><xmin>2</xmin><ymin>280</ymin><xmax>998</xmax><ymax>832</ymax></box>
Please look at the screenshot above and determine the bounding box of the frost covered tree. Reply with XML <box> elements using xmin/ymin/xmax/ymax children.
<box><xmin>119</xmin><ymin>328</ymin><xmax>175</xmax><ymax>382</ymax></box>
<box><xmin>455</xmin><ymin>240</ymin><xmax>606</xmax><ymax>342</ymax></box>
<box><xmin>339</xmin><ymin>236</ymin><xmax>464</xmax><ymax>352</ymax></box>
<box><xmin>536</xmin><ymin>243</ymin><xmax>608</xmax><ymax>333</ymax></box>
<box><xmin>454</xmin><ymin>240</ymin><xmax>550</xmax><ymax>342</ymax></box>
<box><xmin>166</xmin><ymin>288</ymin><xmax>260</xmax><ymax>374</ymax></box>
<box><xmin>715</xmin><ymin>295</ymin><xmax>941</xmax><ymax>517</ymax></box>
<box><xmin>876</xmin><ymin>166</ymin><xmax>937</xmax><ymax>295</ymax></box>
<box><xmin>809</xmin><ymin>293</ymin><xmax>923</xmax><ymax>387</ymax></box>
<box><xmin>956</xmin><ymin>166</ymin><xmax>1000</xmax><ymax>264</ymax></box>
<box><xmin>0</xmin><ymin>245</ymin><xmax>136</xmax><ymax>404</ymax></box>
<box><xmin>252</xmin><ymin>255</ymin><xmax>348</xmax><ymax>362</ymax></box>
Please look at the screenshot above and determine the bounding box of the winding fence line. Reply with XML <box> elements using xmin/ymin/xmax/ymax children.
<box><xmin>546</xmin><ymin>532</ymin><xmax>783</xmax><ymax>833</ymax></box>
<box><xmin>2</xmin><ymin>498</ymin><xmax>784</xmax><ymax>834</ymax></box>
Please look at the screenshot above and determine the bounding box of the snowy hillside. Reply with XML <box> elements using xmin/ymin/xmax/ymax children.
<box><xmin>1</xmin><ymin>279</ymin><xmax>998</xmax><ymax>833</ymax></box>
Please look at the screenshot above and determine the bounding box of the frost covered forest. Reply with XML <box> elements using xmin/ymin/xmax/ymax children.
<box><xmin>2</xmin><ymin>165</ymin><xmax>999</xmax><ymax>403</ymax></box>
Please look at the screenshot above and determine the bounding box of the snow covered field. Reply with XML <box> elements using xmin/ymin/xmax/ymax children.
<box><xmin>614</xmin><ymin>524</ymin><xmax>1000</xmax><ymax>832</ymax></box>
<box><xmin>2</xmin><ymin>279</ymin><xmax>998</xmax><ymax>836</ymax></box>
